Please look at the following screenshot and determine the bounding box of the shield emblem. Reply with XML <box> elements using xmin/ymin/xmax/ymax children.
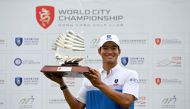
<box><xmin>121</xmin><ymin>57</ymin><xmax>128</xmax><ymax>66</ymax></box>
<box><xmin>106</xmin><ymin>35</ymin><xmax>112</xmax><ymax>40</ymax></box>
<box><xmin>155</xmin><ymin>38</ymin><xmax>161</xmax><ymax>45</ymax></box>
<box><xmin>15</xmin><ymin>37</ymin><xmax>23</xmax><ymax>46</ymax></box>
<box><xmin>155</xmin><ymin>77</ymin><xmax>161</xmax><ymax>85</ymax></box>
<box><xmin>15</xmin><ymin>77</ymin><xmax>22</xmax><ymax>86</ymax></box>
<box><xmin>114</xmin><ymin>79</ymin><xmax>118</xmax><ymax>83</ymax></box>
<box><xmin>36</xmin><ymin>6</ymin><xmax>54</xmax><ymax>29</ymax></box>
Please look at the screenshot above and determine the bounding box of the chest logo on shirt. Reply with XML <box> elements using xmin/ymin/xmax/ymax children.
<box><xmin>113</xmin><ymin>79</ymin><xmax>120</xmax><ymax>87</ymax></box>
<box><xmin>114</xmin><ymin>79</ymin><xmax>118</xmax><ymax>83</ymax></box>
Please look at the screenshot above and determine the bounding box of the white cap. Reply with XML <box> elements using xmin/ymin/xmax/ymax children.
<box><xmin>98</xmin><ymin>34</ymin><xmax>120</xmax><ymax>48</ymax></box>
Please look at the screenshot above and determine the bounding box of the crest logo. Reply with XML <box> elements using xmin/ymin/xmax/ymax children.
<box><xmin>106</xmin><ymin>35</ymin><xmax>112</xmax><ymax>40</ymax></box>
<box><xmin>121</xmin><ymin>57</ymin><xmax>128</xmax><ymax>66</ymax></box>
<box><xmin>114</xmin><ymin>79</ymin><xmax>118</xmax><ymax>83</ymax></box>
<box><xmin>14</xmin><ymin>58</ymin><xmax>22</xmax><ymax>66</ymax></box>
<box><xmin>36</xmin><ymin>6</ymin><xmax>54</xmax><ymax>29</ymax></box>
<box><xmin>15</xmin><ymin>77</ymin><xmax>22</xmax><ymax>86</ymax></box>
<box><xmin>155</xmin><ymin>77</ymin><xmax>161</xmax><ymax>85</ymax></box>
<box><xmin>155</xmin><ymin>38</ymin><xmax>161</xmax><ymax>45</ymax></box>
<box><xmin>15</xmin><ymin>37</ymin><xmax>23</xmax><ymax>46</ymax></box>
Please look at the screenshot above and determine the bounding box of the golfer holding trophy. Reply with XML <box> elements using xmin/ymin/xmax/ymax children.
<box><xmin>41</xmin><ymin>31</ymin><xmax>139</xmax><ymax>109</ymax></box>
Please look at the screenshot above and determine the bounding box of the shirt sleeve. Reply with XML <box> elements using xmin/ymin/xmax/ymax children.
<box><xmin>122</xmin><ymin>70</ymin><xmax>139</xmax><ymax>100</ymax></box>
<box><xmin>76</xmin><ymin>78</ymin><xmax>87</xmax><ymax>104</ymax></box>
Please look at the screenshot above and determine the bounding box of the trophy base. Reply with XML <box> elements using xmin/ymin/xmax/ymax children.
<box><xmin>40</xmin><ymin>65</ymin><xmax>90</xmax><ymax>77</ymax></box>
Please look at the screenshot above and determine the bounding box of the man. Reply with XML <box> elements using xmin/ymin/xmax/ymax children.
<box><xmin>44</xmin><ymin>34</ymin><xmax>139</xmax><ymax>109</ymax></box>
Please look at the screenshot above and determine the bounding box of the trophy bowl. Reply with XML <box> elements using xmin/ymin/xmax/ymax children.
<box><xmin>40</xmin><ymin>30</ymin><xmax>90</xmax><ymax>77</ymax></box>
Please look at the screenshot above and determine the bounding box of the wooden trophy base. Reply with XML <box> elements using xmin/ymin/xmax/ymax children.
<box><xmin>40</xmin><ymin>65</ymin><xmax>90</xmax><ymax>77</ymax></box>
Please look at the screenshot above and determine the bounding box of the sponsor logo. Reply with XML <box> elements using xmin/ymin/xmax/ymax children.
<box><xmin>14</xmin><ymin>58</ymin><xmax>40</xmax><ymax>67</ymax></box>
<box><xmin>120</xmin><ymin>39</ymin><xmax>147</xmax><ymax>45</ymax></box>
<box><xmin>135</xmin><ymin>96</ymin><xmax>146</xmax><ymax>107</ymax></box>
<box><xmin>23</xmin><ymin>37</ymin><xmax>39</xmax><ymax>45</ymax></box>
<box><xmin>15</xmin><ymin>77</ymin><xmax>39</xmax><ymax>86</ymax></box>
<box><xmin>15</xmin><ymin>37</ymin><xmax>23</xmax><ymax>47</ymax></box>
<box><xmin>49</xmin><ymin>98</ymin><xmax>66</xmax><ymax>104</ymax></box>
<box><xmin>15</xmin><ymin>77</ymin><xmax>22</xmax><ymax>86</ymax></box>
<box><xmin>18</xmin><ymin>96</ymin><xmax>35</xmax><ymax>108</ymax></box>
<box><xmin>155</xmin><ymin>38</ymin><xmax>182</xmax><ymax>45</ymax></box>
<box><xmin>155</xmin><ymin>77</ymin><xmax>182</xmax><ymax>85</ymax></box>
<box><xmin>125</xmin><ymin>57</ymin><xmax>144</xmax><ymax>65</ymax></box>
<box><xmin>138</xmin><ymin>78</ymin><xmax>147</xmax><ymax>84</ymax></box>
<box><xmin>23</xmin><ymin>77</ymin><xmax>39</xmax><ymax>85</ymax></box>
<box><xmin>157</xmin><ymin>56</ymin><xmax>182</xmax><ymax>68</ymax></box>
<box><xmin>129</xmin><ymin>78</ymin><xmax>138</xmax><ymax>83</ymax></box>
<box><xmin>14</xmin><ymin>37</ymin><xmax>40</xmax><ymax>47</ymax></box>
<box><xmin>161</xmin><ymin>95</ymin><xmax>176</xmax><ymax>108</ymax></box>
<box><xmin>155</xmin><ymin>38</ymin><xmax>161</xmax><ymax>45</ymax></box>
<box><xmin>36</xmin><ymin>6</ymin><xmax>55</xmax><ymax>29</ymax></box>
<box><xmin>121</xmin><ymin>57</ymin><xmax>128</xmax><ymax>66</ymax></box>
<box><xmin>19</xmin><ymin>96</ymin><xmax>34</xmax><ymax>104</ymax></box>
<box><xmin>14</xmin><ymin>58</ymin><xmax>22</xmax><ymax>66</ymax></box>
<box><xmin>155</xmin><ymin>77</ymin><xmax>161</xmax><ymax>85</ymax></box>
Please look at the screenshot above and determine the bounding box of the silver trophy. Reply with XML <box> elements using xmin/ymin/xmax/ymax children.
<box><xmin>41</xmin><ymin>30</ymin><xmax>89</xmax><ymax>77</ymax></box>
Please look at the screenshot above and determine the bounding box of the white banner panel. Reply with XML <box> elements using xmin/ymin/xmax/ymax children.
<box><xmin>0</xmin><ymin>0</ymin><xmax>189</xmax><ymax>109</ymax></box>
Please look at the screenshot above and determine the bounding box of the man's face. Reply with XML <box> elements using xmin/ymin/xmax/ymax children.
<box><xmin>98</xmin><ymin>41</ymin><xmax>120</xmax><ymax>64</ymax></box>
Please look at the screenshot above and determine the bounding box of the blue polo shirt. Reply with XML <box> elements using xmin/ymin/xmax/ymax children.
<box><xmin>77</xmin><ymin>64</ymin><xmax>139</xmax><ymax>109</ymax></box>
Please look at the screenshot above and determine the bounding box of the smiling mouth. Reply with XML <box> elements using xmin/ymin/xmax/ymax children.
<box><xmin>107</xmin><ymin>56</ymin><xmax>114</xmax><ymax>59</ymax></box>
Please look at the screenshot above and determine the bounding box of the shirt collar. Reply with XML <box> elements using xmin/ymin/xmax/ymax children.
<box><xmin>100</xmin><ymin>64</ymin><xmax>121</xmax><ymax>75</ymax></box>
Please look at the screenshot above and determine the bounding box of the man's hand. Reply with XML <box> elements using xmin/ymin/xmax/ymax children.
<box><xmin>83</xmin><ymin>68</ymin><xmax>103</xmax><ymax>88</ymax></box>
